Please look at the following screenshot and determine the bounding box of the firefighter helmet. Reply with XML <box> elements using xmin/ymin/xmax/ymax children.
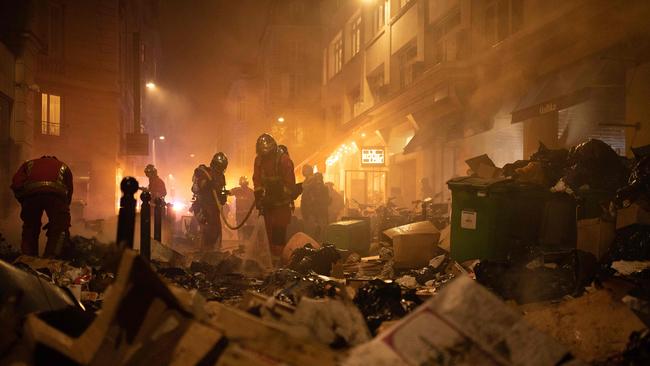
<box><xmin>144</xmin><ymin>164</ymin><xmax>157</xmax><ymax>177</ymax></box>
<box><xmin>239</xmin><ymin>176</ymin><xmax>249</xmax><ymax>186</ymax></box>
<box><xmin>210</xmin><ymin>152</ymin><xmax>228</xmax><ymax>172</ymax></box>
<box><xmin>256</xmin><ymin>133</ymin><xmax>277</xmax><ymax>156</ymax></box>
<box><xmin>278</xmin><ymin>145</ymin><xmax>288</xmax><ymax>155</ymax></box>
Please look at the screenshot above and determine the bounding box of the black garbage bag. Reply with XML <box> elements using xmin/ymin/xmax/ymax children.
<box><xmin>353</xmin><ymin>279</ymin><xmax>422</xmax><ymax>335</ymax></box>
<box><xmin>60</xmin><ymin>236</ymin><xmax>121</xmax><ymax>270</ymax></box>
<box><xmin>617</xmin><ymin>154</ymin><xmax>650</xmax><ymax>208</ymax></box>
<box><xmin>475</xmin><ymin>250</ymin><xmax>597</xmax><ymax>304</ymax></box>
<box><xmin>502</xmin><ymin>160</ymin><xmax>530</xmax><ymax>178</ymax></box>
<box><xmin>287</xmin><ymin>243</ymin><xmax>341</xmax><ymax>276</ymax></box>
<box><xmin>156</xmin><ymin>264</ymin><xmax>250</xmax><ymax>302</ymax></box>
<box><xmin>0</xmin><ymin>233</ymin><xmax>20</xmax><ymax>263</ymax></box>
<box><xmin>530</xmin><ymin>142</ymin><xmax>569</xmax><ymax>186</ymax></box>
<box><xmin>564</xmin><ymin>139</ymin><xmax>628</xmax><ymax>192</ymax></box>
<box><xmin>611</xmin><ymin>225</ymin><xmax>650</xmax><ymax>261</ymax></box>
<box><xmin>259</xmin><ymin>268</ymin><xmax>339</xmax><ymax>305</ymax></box>
<box><xmin>622</xmin><ymin>330</ymin><xmax>650</xmax><ymax>365</ymax></box>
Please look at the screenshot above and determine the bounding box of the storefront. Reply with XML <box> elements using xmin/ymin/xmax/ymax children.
<box><xmin>512</xmin><ymin>53</ymin><xmax>627</xmax><ymax>157</ymax></box>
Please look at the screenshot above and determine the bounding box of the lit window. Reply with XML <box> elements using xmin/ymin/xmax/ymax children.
<box><xmin>333</xmin><ymin>36</ymin><xmax>343</xmax><ymax>74</ymax></box>
<box><xmin>41</xmin><ymin>93</ymin><xmax>61</xmax><ymax>136</ymax></box>
<box><xmin>351</xmin><ymin>16</ymin><xmax>362</xmax><ymax>57</ymax></box>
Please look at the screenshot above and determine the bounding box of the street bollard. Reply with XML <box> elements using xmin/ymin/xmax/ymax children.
<box><xmin>116</xmin><ymin>177</ymin><xmax>138</xmax><ymax>249</ymax></box>
<box><xmin>140</xmin><ymin>190</ymin><xmax>152</xmax><ymax>261</ymax></box>
<box><xmin>422</xmin><ymin>198</ymin><xmax>432</xmax><ymax>222</ymax></box>
<box><xmin>154</xmin><ymin>197</ymin><xmax>163</xmax><ymax>242</ymax></box>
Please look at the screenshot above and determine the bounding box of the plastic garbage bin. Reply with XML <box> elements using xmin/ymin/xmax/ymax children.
<box><xmin>447</xmin><ymin>177</ymin><xmax>513</xmax><ymax>262</ymax></box>
<box><xmin>325</xmin><ymin>219</ymin><xmax>371</xmax><ymax>256</ymax></box>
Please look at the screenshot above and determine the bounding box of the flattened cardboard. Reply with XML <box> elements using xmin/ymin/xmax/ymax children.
<box><xmin>616</xmin><ymin>204</ymin><xmax>650</xmax><ymax>229</ymax></box>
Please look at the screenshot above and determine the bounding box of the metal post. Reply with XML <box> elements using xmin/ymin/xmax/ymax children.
<box><xmin>140</xmin><ymin>190</ymin><xmax>151</xmax><ymax>261</ymax></box>
<box><xmin>116</xmin><ymin>177</ymin><xmax>139</xmax><ymax>249</ymax></box>
<box><xmin>154</xmin><ymin>197</ymin><xmax>163</xmax><ymax>242</ymax></box>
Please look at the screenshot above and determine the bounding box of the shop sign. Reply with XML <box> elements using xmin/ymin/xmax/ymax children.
<box><xmin>361</xmin><ymin>147</ymin><xmax>385</xmax><ymax>166</ymax></box>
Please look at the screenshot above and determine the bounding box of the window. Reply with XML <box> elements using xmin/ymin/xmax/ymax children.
<box><xmin>333</xmin><ymin>36</ymin><xmax>343</xmax><ymax>75</ymax></box>
<box><xmin>289</xmin><ymin>1</ymin><xmax>304</xmax><ymax>21</ymax></box>
<box><xmin>289</xmin><ymin>40</ymin><xmax>301</xmax><ymax>63</ymax></box>
<box><xmin>372</xmin><ymin>1</ymin><xmax>388</xmax><ymax>34</ymax></box>
<box><xmin>348</xmin><ymin>86</ymin><xmax>362</xmax><ymax>117</ymax></box>
<box><xmin>485</xmin><ymin>0</ymin><xmax>523</xmax><ymax>46</ymax></box>
<box><xmin>398</xmin><ymin>45</ymin><xmax>421</xmax><ymax>89</ymax></box>
<box><xmin>237</xmin><ymin>97</ymin><xmax>246</xmax><ymax>122</ymax></box>
<box><xmin>41</xmin><ymin>93</ymin><xmax>61</xmax><ymax>136</ymax></box>
<box><xmin>431</xmin><ymin>8</ymin><xmax>465</xmax><ymax>64</ymax></box>
<box><xmin>288</xmin><ymin>74</ymin><xmax>302</xmax><ymax>98</ymax></box>
<box><xmin>322</xmin><ymin>48</ymin><xmax>328</xmax><ymax>83</ymax></box>
<box><xmin>350</xmin><ymin>16</ymin><xmax>362</xmax><ymax>57</ymax></box>
<box><xmin>48</xmin><ymin>3</ymin><xmax>64</xmax><ymax>58</ymax></box>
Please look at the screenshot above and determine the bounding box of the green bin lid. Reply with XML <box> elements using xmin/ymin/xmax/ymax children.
<box><xmin>446</xmin><ymin>176</ymin><xmax>512</xmax><ymax>191</ymax></box>
<box><xmin>330</xmin><ymin>219</ymin><xmax>365</xmax><ymax>227</ymax></box>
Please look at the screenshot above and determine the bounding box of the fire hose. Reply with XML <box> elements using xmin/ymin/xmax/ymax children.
<box><xmin>212</xmin><ymin>189</ymin><xmax>258</xmax><ymax>230</ymax></box>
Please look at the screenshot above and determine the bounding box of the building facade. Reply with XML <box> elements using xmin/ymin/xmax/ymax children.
<box><xmin>308</xmin><ymin>0</ymin><xmax>650</xmax><ymax>208</ymax></box>
<box><xmin>224</xmin><ymin>0</ymin><xmax>323</xmax><ymax>172</ymax></box>
<box><xmin>0</xmin><ymin>0</ymin><xmax>159</xmax><ymax>220</ymax></box>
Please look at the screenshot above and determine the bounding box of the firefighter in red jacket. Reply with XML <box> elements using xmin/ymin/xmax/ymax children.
<box><xmin>144</xmin><ymin>164</ymin><xmax>167</xmax><ymax>202</ymax></box>
<box><xmin>190</xmin><ymin>152</ymin><xmax>228</xmax><ymax>251</ymax></box>
<box><xmin>252</xmin><ymin>134</ymin><xmax>296</xmax><ymax>260</ymax></box>
<box><xmin>11</xmin><ymin>156</ymin><xmax>73</xmax><ymax>257</ymax></box>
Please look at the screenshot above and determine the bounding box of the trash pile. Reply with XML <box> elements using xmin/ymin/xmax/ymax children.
<box><xmin>0</xmin><ymin>140</ymin><xmax>649</xmax><ymax>364</ymax></box>
<box><xmin>446</xmin><ymin>138</ymin><xmax>650</xmax><ymax>363</ymax></box>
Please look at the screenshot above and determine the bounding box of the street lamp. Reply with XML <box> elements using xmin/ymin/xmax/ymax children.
<box><xmin>277</xmin><ymin>116</ymin><xmax>285</xmax><ymax>123</ymax></box>
<box><xmin>146</xmin><ymin>82</ymin><xmax>157</xmax><ymax>90</ymax></box>
<box><xmin>152</xmin><ymin>135</ymin><xmax>164</xmax><ymax>166</ymax></box>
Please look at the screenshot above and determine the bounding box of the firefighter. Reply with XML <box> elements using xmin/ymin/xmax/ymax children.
<box><xmin>300</xmin><ymin>164</ymin><xmax>314</xmax><ymax>219</ymax></box>
<box><xmin>11</xmin><ymin>156</ymin><xmax>73</xmax><ymax>257</ymax></box>
<box><xmin>230</xmin><ymin>176</ymin><xmax>255</xmax><ymax>240</ymax></box>
<box><xmin>190</xmin><ymin>152</ymin><xmax>228</xmax><ymax>251</ymax></box>
<box><xmin>144</xmin><ymin>164</ymin><xmax>167</xmax><ymax>201</ymax></box>
<box><xmin>252</xmin><ymin>134</ymin><xmax>296</xmax><ymax>261</ymax></box>
<box><xmin>308</xmin><ymin>172</ymin><xmax>331</xmax><ymax>241</ymax></box>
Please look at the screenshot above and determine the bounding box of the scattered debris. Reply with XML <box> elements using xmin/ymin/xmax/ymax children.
<box><xmin>521</xmin><ymin>289</ymin><xmax>646</xmax><ymax>362</ymax></box>
<box><xmin>353</xmin><ymin>279</ymin><xmax>422</xmax><ymax>335</ymax></box>
<box><xmin>475</xmin><ymin>250</ymin><xmax>598</xmax><ymax>304</ymax></box>
<box><xmin>344</xmin><ymin>277</ymin><xmax>572</xmax><ymax>366</ymax></box>
<box><xmin>287</xmin><ymin>243</ymin><xmax>342</xmax><ymax>276</ymax></box>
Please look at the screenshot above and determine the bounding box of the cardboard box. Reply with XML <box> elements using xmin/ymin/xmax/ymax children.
<box><xmin>616</xmin><ymin>203</ymin><xmax>650</xmax><ymax>229</ymax></box>
<box><xmin>465</xmin><ymin>154</ymin><xmax>502</xmax><ymax>179</ymax></box>
<box><xmin>384</xmin><ymin>221</ymin><xmax>440</xmax><ymax>269</ymax></box>
<box><xmin>577</xmin><ymin>218</ymin><xmax>615</xmax><ymax>260</ymax></box>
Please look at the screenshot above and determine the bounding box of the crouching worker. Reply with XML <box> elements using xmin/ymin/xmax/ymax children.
<box><xmin>11</xmin><ymin>156</ymin><xmax>73</xmax><ymax>257</ymax></box>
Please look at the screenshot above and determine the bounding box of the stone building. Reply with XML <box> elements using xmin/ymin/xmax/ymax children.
<box><xmin>305</xmin><ymin>0</ymin><xmax>650</xmax><ymax>208</ymax></box>
<box><xmin>0</xmin><ymin>0</ymin><xmax>160</xmax><ymax>219</ymax></box>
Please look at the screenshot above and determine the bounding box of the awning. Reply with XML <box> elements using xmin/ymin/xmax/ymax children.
<box><xmin>404</xmin><ymin>113</ymin><xmax>463</xmax><ymax>154</ymax></box>
<box><xmin>511</xmin><ymin>58</ymin><xmax>619</xmax><ymax>123</ymax></box>
<box><xmin>404</xmin><ymin>125</ymin><xmax>436</xmax><ymax>154</ymax></box>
